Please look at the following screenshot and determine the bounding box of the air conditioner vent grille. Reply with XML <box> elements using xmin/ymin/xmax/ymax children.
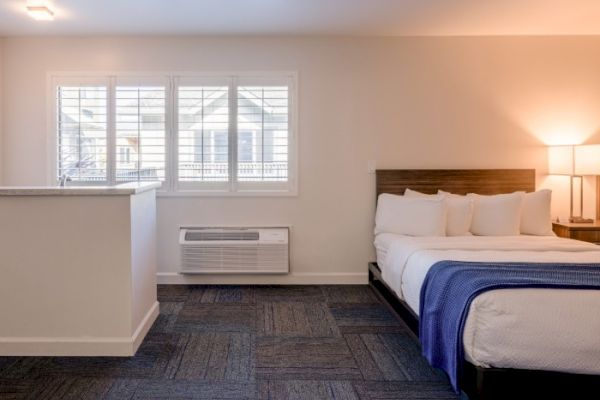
<box><xmin>179</xmin><ymin>227</ymin><xmax>289</xmax><ymax>274</ymax></box>
<box><xmin>184</xmin><ymin>230</ymin><xmax>260</xmax><ymax>241</ymax></box>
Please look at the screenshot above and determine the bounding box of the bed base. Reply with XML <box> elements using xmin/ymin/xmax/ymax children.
<box><xmin>368</xmin><ymin>262</ymin><xmax>600</xmax><ymax>400</ymax></box>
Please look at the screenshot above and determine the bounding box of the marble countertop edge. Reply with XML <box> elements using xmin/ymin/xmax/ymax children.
<box><xmin>0</xmin><ymin>182</ymin><xmax>162</xmax><ymax>196</ymax></box>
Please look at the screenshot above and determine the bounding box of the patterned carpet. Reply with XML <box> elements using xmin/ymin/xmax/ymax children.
<box><xmin>0</xmin><ymin>285</ymin><xmax>459</xmax><ymax>399</ymax></box>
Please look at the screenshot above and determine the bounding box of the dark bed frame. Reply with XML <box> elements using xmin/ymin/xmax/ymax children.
<box><xmin>370</xmin><ymin>169</ymin><xmax>600</xmax><ymax>400</ymax></box>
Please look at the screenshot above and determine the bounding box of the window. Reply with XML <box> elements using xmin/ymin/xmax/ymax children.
<box><xmin>238</xmin><ymin>131</ymin><xmax>255</xmax><ymax>162</ymax></box>
<box><xmin>118</xmin><ymin>147</ymin><xmax>131</xmax><ymax>164</ymax></box>
<box><xmin>177</xmin><ymin>85</ymin><xmax>229</xmax><ymax>186</ymax></box>
<box><xmin>52</xmin><ymin>73</ymin><xmax>296</xmax><ymax>194</ymax></box>
<box><xmin>237</xmin><ymin>85</ymin><xmax>289</xmax><ymax>182</ymax></box>
<box><xmin>56</xmin><ymin>85</ymin><xmax>108</xmax><ymax>182</ymax></box>
<box><xmin>115</xmin><ymin>85</ymin><xmax>166</xmax><ymax>182</ymax></box>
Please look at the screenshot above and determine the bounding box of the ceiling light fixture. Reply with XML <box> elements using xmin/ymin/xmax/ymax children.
<box><xmin>27</xmin><ymin>5</ymin><xmax>54</xmax><ymax>21</ymax></box>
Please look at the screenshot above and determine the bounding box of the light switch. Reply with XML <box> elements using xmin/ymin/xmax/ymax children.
<box><xmin>368</xmin><ymin>160</ymin><xmax>376</xmax><ymax>174</ymax></box>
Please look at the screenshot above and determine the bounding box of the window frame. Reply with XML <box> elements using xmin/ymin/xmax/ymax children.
<box><xmin>113</xmin><ymin>76</ymin><xmax>170</xmax><ymax>187</ymax></box>
<box><xmin>47</xmin><ymin>71</ymin><xmax>298</xmax><ymax>196</ymax></box>
<box><xmin>49</xmin><ymin>75</ymin><xmax>111</xmax><ymax>186</ymax></box>
<box><xmin>234</xmin><ymin>76</ymin><xmax>295</xmax><ymax>194</ymax></box>
<box><xmin>174</xmin><ymin>75</ymin><xmax>232</xmax><ymax>194</ymax></box>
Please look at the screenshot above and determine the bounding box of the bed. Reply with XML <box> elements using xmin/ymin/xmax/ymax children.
<box><xmin>369</xmin><ymin>169</ymin><xmax>600</xmax><ymax>399</ymax></box>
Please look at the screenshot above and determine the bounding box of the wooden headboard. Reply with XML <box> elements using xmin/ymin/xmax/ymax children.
<box><xmin>376</xmin><ymin>169</ymin><xmax>535</xmax><ymax>197</ymax></box>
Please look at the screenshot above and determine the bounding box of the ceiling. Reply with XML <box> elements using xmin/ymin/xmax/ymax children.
<box><xmin>2</xmin><ymin>0</ymin><xmax>600</xmax><ymax>36</ymax></box>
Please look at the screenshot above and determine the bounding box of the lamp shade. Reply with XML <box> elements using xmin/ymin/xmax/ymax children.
<box><xmin>548</xmin><ymin>145</ymin><xmax>574</xmax><ymax>175</ymax></box>
<box><xmin>575</xmin><ymin>144</ymin><xmax>600</xmax><ymax>176</ymax></box>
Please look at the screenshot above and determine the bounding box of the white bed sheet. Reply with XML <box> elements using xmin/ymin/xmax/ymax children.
<box><xmin>373</xmin><ymin>233</ymin><xmax>400</xmax><ymax>293</ymax></box>
<box><xmin>375</xmin><ymin>234</ymin><xmax>600</xmax><ymax>374</ymax></box>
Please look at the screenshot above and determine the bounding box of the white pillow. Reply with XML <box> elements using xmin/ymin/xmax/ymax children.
<box><xmin>444</xmin><ymin>196</ymin><xmax>474</xmax><ymax>236</ymax></box>
<box><xmin>467</xmin><ymin>192</ymin><xmax>524</xmax><ymax>236</ymax></box>
<box><xmin>375</xmin><ymin>193</ymin><xmax>447</xmax><ymax>236</ymax></box>
<box><xmin>521</xmin><ymin>189</ymin><xmax>554</xmax><ymax>236</ymax></box>
<box><xmin>406</xmin><ymin>189</ymin><xmax>474</xmax><ymax>236</ymax></box>
<box><xmin>404</xmin><ymin>188</ymin><xmax>437</xmax><ymax>198</ymax></box>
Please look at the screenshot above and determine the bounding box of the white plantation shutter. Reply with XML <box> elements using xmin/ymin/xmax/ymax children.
<box><xmin>56</xmin><ymin>85</ymin><xmax>108</xmax><ymax>183</ymax></box>
<box><xmin>177</xmin><ymin>81</ymin><xmax>230</xmax><ymax>188</ymax></box>
<box><xmin>237</xmin><ymin>84</ymin><xmax>289</xmax><ymax>183</ymax></box>
<box><xmin>52</xmin><ymin>73</ymin><xmax>296</xmax><ymax>194</ymax></box>
<box><xmin>115</xmin><ymin>85</ymin><xmax>166</xmax><ymax>182</ymax></box>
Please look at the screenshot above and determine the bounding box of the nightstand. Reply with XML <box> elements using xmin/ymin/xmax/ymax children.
<box><xmin>552</xmin><ymin>221</ymin><xmax>600</xmax><ymax>244</ymax></box>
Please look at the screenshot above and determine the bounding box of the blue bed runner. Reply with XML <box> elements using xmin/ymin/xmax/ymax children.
<box><xmin>418</xmin><ymin>260</ymin><xmax>600</xmax><ymax>393</ymax></box>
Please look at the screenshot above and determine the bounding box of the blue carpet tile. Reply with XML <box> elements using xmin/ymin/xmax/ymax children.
<box><xmin>0</xmin><ymin>285</ymin><xmax>458</xmax><ymax>399</ymax></box>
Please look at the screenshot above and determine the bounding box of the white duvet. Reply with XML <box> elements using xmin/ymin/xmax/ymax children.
<box><xmin>374</xmin><ymin>234</ymin><xmax>600</xmax><ymax>374</ymax></box>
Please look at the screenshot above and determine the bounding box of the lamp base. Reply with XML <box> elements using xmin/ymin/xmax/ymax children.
<box><xmin>569</xmin><ymin>216</ymin><xmax>595</xmax><ymax>223</ymax></box>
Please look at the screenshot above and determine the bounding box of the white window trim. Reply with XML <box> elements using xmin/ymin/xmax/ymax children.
<box><xmin>47</xmin><ymin>71</ymin><xmax>299</xmax><ymax>196</ymax></box>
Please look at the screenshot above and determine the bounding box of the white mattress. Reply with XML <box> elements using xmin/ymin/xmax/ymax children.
<box><xmin>375</xmin><ymin>234</ymin><xmax>600</xmax><ymax>374</ymax></box>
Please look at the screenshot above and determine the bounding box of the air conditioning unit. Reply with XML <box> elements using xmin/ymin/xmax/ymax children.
<box><xmin>179</xmin><ymin>227</ymin><xmax>289</xmax><ymax>274</ymax></box>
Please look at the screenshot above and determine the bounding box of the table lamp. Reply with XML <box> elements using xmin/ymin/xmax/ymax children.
<box><xmin>575</xmin><ymin>144</ymin><xmax>600</xmax><ymax>222</ymax></box>
<box><xmin>548</xmin><ymin>144</ymin><xmax>600</xmax><ymax>223</ymax></box>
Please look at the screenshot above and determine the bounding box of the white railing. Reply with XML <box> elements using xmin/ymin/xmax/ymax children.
<box><xmin>62</xmin><ymin>167</ymin><xmax>160</xmax><ymax>182</ymax></box>
<box><xmin>179</xmin><ymin>162</ymin><xmax>288</xmax><ymax>180</ymax></box>
<box><xmin>65</xmin><ymin>162</ymin><xmax>288</xmax><ymax>183</ymax></box>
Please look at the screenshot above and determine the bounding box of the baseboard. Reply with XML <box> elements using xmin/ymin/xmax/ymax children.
<box><xmin>0</xmin><ymin>301</ymin><xmax>159</xmax><ymax>357</ymax></box>
<box><xmin>156</xmin><ymin>272</ymin><xmax>368</xmax><ymax>285</ymax></box>
<box><xmin>131</xmin><ymin>301</ymin><xmax>160</xmax><ymax>354</ymax></box>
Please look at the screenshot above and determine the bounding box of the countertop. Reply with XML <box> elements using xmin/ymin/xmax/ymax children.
<box><xmin>0</xmin><ymin>182</ymin><xmax>162</xmax><ymax>196</ymax></box>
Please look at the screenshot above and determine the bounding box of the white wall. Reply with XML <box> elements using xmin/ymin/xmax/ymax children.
<box><xmin>0</xmin><ymin>191</ymin><xmax>158</xmax><ymax>355</ymax></box>
<box><xmin>0</xmin><ymin>37</ymin><xmax>3</xmax><ymax>185</ymax></box>
<box><xmin>2</xmin><ymin>36</ymin><xmax>600</xmax><ymax>284</ymax></box>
